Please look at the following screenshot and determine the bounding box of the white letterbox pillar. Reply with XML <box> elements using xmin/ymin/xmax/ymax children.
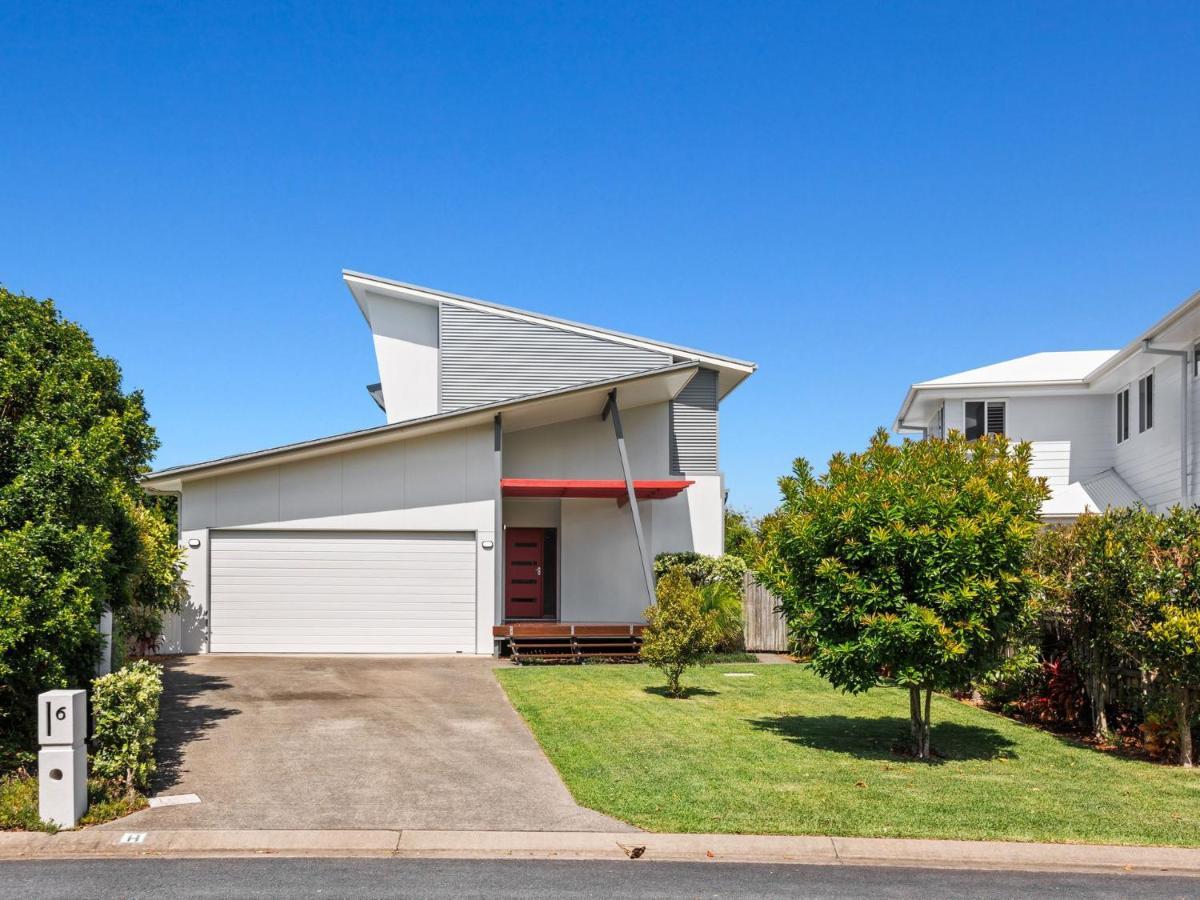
<box><xmin>38</xmin><ymin>689</ymin><xmax>88</xmax><ymax>828</ymax></box>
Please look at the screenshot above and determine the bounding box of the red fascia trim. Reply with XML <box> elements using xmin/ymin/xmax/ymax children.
<box><xmin>500</xmin><ymin>478</ymin><xmax>694</xmax><ymax>501</ymax></box>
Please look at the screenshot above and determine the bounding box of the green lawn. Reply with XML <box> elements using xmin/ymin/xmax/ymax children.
<box><xmin>497</xmin><ymin>663</ymin><xmax>1200</xmax><ymax>846</ymax></box>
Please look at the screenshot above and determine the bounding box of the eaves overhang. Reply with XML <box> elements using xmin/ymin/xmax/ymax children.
<box><xmin>142</xmin><ymin>362</ymin><xmax>701</xmax><ymax>492</ymax></box>
<box><xmin>893</xmin><ymin>379</ymin><xmax>1094</xmax><ymax>432</ymax></box>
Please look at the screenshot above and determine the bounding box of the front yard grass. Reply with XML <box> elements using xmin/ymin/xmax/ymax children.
<box><xmin>497</xmin><ymin>663</ymin><xmax>1200</xmax><ymax>846</ymax></box>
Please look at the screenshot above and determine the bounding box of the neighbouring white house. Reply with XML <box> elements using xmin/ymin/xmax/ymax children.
<box><xmin>894</xmin><ymin>288</ymin><xmax>1200</xmax><ymax>522</ymax></box>
<box><xmin>142</xmin><ymin>271</ymin><xmax>756</xmax><ymax>655</ymax></box>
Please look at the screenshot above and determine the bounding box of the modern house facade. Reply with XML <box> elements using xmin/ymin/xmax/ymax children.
<box><xmin>894</xmin><ymin>289</ymin><xmax>1200</xmax><ymax>521</ymax></box>
<box><xmin>143</xmin><ymin>271</ymin><xmax>755</xmax><ymax>655</ymax></box>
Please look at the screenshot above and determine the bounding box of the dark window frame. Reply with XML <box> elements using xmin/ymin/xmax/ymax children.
<box><xmin>1116</xmin><ymin>386</ymin><xmax>1130</xmax><ymax>444</ymax></box>
<box><xmin>1138</xmin><ymin>371</ymin><xmax>1154</xmax><ymax>434</ymax></box>
<box><xmin>964</xmin><ymin>400</ymin><xmax>1005</xmax><ymax>440</ymax></box>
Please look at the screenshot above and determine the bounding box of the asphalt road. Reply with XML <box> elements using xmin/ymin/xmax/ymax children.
<box><xmin>1</xmin><ymin>858</ymin><xmax>1196</xmax><ymax>899</ymax></box>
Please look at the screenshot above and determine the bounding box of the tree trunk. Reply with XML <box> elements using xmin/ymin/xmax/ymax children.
<box><xmin>1180</xmin><ymin>688</ymin><xmax>1194</xmax><ymax>769</ymax></box>
<box><xmin>1089</xmin><ymin>649</ymin><xmax>1109</xmax><ymax>739</ymax></box>
<box><xmin>909</xmin><ymin>686</ymin><xmax>933</xmax><ymax>759</ymax></box>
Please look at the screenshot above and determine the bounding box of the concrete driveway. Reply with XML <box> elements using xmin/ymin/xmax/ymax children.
<box><xmin>104</xmin><ymin>655</ymin><xmax>634</xmax><ymax>832</ymax></box>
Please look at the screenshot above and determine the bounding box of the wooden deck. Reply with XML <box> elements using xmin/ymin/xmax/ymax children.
<box><xmin>493</xmin><ymin>623</ymin><xmax>645</xmax><ymax>664</ymax></box>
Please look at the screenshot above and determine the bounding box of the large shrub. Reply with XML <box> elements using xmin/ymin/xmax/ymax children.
<box><xmin>0</xmin><ymin>289</ymin><xmax>182</xmax><ymax>769</ymax></box>
<box><xmin>642</xmin><ymin>567</ymin><xmax>719</xmax><ymax>697</ymax></box>
<box><xmin>758</xmin><ymin>429</ymin><xmax>1048</xmax><ymax>758</ymax></box>
<box><xmin>653</xmin><ymin>552</ymin><xmax>748</xmax><ymax>589</ymax></box>
<box><xmin>1135</xmin><ymin>507</ymin><xmax>1200</xmax><ymax>767</ymax></box>
<box><xmin>91</xmin><ymin>660</ymin><xmax>163</xmax><ymax>795</ymax></box>
<box><xmin>1058</xmin><ymin>508</ymin><xmax>1160</xmax><ymax>738</ymax></box>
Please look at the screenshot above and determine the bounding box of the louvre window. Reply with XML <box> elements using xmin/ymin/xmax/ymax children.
<box><xmin>1138</xmin><ymin>372</ymin><xmax>1154</xmax><ymax>433</ymax></box>
<box><xmin>1116</xmin><ymin>387</ymin><xmax>1130</xmax><ymax>444</ymax></box>
<box><xmin>964</xmin><ymin>400</ymin><xmax>1005</xmax><ymax>440</ymax></box>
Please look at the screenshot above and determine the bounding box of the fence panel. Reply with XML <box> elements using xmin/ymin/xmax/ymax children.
<box><xmin>742</xmin><ymin>571</ymin><xmax>789</xmax><ymax>652</ymax></box>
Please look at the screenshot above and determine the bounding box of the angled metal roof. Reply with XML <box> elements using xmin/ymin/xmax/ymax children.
<box><xmin>142</xmin><ymin>361</ymin><xmax>700</xmax><ymax>489</ymax></box>
<box><xmin>342</xmin><ymin>269</ymin><xmax>758</xmax><ymax>372</ymax></box>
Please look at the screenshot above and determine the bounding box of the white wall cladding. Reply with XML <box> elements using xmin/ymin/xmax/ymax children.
<box><xmin>438</xmin><ymin>304</ymin><xmax>671</xmax><ymax>411</ymax></box>
<box><xmin>1005</xmin><ymin>395</ymin><xmax>1113</xmax><ymax>487</ymax></box>
<box><xmin>1116</xmin><ymin>357</ymin><xmax>1183</xmax><ymax>510</ymax></box>
<box><xmin>209</xmin><ymin>531</ymin><xmax>476</xmax><ymax>653</ymax></box>
<box><xmin>669</xmin><ymin>368</ymin><xmax>718</xmax><ymax>474</ymax></box>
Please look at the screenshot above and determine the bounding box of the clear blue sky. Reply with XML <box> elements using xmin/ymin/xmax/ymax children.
<box><xmin>3</xmin><ymin>2</ymin><xmax>1198</xmax><ymax>515</ymax></box>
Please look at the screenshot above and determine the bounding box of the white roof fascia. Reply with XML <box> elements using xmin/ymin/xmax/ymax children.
<box><xmin>342</xmin><ymin>270</ymin><xmax>757</xmax><ymax>394</ymax></box>
<box><xmin>893</xmin><ymin>381</ymin><xmax>1094</xmax><ymax>432</ymax></box>
<box><xmin>142</xmin><ymin>362</ymin><xmax>699</xmax><ymax>491</ymax></box>
<box><xmin>1084</xmin><ymin>288</ymin><xmax>1200</xmax><ymax>383</ymax></box>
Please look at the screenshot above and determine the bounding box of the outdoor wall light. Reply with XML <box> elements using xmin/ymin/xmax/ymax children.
<box><xmin>481</xmin><ymin>540</ymin><xmax>494</xmax><ymax>550</ymax></box>
<box><xmin>187</xmin><ymin>538</ymin><xmax>201</xmax><ymax>549</ymax></box>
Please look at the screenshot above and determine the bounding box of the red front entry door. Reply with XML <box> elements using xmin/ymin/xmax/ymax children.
<box><xmin>505</xmin><ymin>528</ymin><xmax>545</xmax><ymax>619</ymax></box>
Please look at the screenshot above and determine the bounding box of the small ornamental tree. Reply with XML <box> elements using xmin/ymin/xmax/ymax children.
<box><xmin>758</xmin><ymin>429</ymin><xmax>1049</xmax><ymax>758</ymax></box>
<box><xmin>642</xmin><ymin>567</ymin><xmax>719</xmax><ymax>697</ymax></box>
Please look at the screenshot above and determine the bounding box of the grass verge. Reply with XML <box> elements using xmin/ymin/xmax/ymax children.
<box><xmin>0</xmin><ymin>770</ymin><xmax>147</xmax><ymax>831</ymax></box>
<box><xmin>497</xmin><ymin>663</ymin><xmax>1200</xmax><ymax>846</ymax></box>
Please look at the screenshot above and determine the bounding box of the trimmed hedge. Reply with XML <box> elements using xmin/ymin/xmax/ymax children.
<box><xmin>90</xmin><ymin>661</ymin><xmax>163</xmax><ymax>794</ymax></box>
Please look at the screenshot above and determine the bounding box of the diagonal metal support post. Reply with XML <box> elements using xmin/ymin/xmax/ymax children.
<box><xmin>603</xmin><ymin>389</ymin><xmax>656</xmax><ymax>606</ymax></box>
<box><xmin>493</xmin><ymin>413</ymin><xmax>504</xmax><ymax>634</ymax></box>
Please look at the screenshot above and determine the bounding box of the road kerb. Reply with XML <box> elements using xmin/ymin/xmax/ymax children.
<box><xmin>1</xmin><ymin>829</ymin><xmax>1198</xmax><ymax>875</ymax></box>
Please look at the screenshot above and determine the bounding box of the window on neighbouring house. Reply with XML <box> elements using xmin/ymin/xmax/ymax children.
<box><xmin>1194</xmin><ymin>343</ymin><xmax>1200</xmax><ymax>378</ymax></box>
<box><xmin>1139</xmin><ymin>372</ymin><xmax>1154</xmax><ymax>433</ymax></box>
<box><xmin>1116</xmin><ymin>386</ymin><xmax>1130</xmax><ymax>443</ymax></box>
<box><xmin>964</xmin><ymin>400</ymin><xmax>1005</xmax><ymax>440</ymax></box>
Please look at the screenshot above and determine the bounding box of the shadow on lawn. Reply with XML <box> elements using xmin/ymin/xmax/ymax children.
<box><xmin>748</xmin><ymin>715</ymin><xmax>1017</xmax><ymax>763</ymax></box>
<box><xmin>643</xmin><ymin>686</ymin><xmax>720</xmax><ymax>699</ymax></box>
<box><xmin>152</xmin><ymin>661</ymin><xmax>239</xmax><ymax>791</ymax></box>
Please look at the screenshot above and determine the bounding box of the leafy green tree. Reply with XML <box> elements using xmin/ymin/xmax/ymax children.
<box><xmin>724</xmin><ymin>507</ymin><xmax>759</xmax><ymax>563</ymax></box>
<box><xmin>642</xmin><ymin>567</ymin><xmax>719</xmax><ymax>697</ymax></box>
<box><xmin>758</xmin><ymin>429</ymin><xmax>1048</xmax><ymax>758</ymax></box>
<box><xmin>1136</xmin><ymin>507</ymin><xmax>1200</xmax><ymax>767</ymax></box>
<box><xmin>0</xmin><ymin>288</ymin><xmax>182</xmax><ymax>768</ymax></box>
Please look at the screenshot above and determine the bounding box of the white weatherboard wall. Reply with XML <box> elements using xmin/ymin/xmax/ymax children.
<box><xmin>1006</xmin><ymin>395</ymin><xmax>1113</xmax><ymax>488</ymax></box>
<box><xmin>173</xmin><ymin>425</ymin><xmax>496</xmax><ymax>654</ymax></box>
<box><xmin>1115</xmin><ymin>359</ymin><xmax>1182</xmax><ymax>510</ymax></box>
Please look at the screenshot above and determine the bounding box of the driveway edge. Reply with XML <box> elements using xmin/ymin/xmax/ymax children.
<box><xmin>1</xmin><ymin>829</ymin><xmax>1198</xmax><ymax>875</ymax></box>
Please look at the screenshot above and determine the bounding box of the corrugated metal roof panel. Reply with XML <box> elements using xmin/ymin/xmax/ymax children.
<box><xmin>439</xmin><ymin>303</ymin><xmax>671</xmax><ymax>411</ymax></box>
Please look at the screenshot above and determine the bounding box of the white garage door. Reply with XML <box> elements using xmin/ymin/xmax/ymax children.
<box><xmin>209</xmin><ymin>530</ymin><xmax>477</xmax><ymax>653</ymax></box>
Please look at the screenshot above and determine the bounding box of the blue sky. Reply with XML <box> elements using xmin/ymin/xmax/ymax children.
<box><xmin>2</xmin><ymin>2</ymin><xmax>1198</xmax><ymax>515</ymax></box>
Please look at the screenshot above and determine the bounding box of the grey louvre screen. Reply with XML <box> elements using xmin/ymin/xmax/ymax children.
<box><xmin>439</xmin><ymin>304</ymin><xmax>671</xmax><ymax>411</ymax></box>
<box><xmin>986</xmin><ymin>401</ymin><xmax>1005</xmax><ymax>435</ymax></box>
<box><xmin>670</xmin><ymin>368</ymin><xmax>718</xmax><ymax>474</ymax></box>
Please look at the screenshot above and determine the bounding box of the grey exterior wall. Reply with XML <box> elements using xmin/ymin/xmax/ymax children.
<box><xmin>670</xmin><ymin>368</ymin><xmax>719</xmax><ymax>474</ymax></box>
<box><xmin>438</xmin><ymin>304</ymin><xmax>671</xmax><ymax>411</ymax></box>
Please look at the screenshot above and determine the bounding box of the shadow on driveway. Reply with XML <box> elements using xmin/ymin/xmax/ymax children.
<box><xmin>152</xmin><ymin>661</ymin><xmax>239</xmax><ymax>792</ymax></box>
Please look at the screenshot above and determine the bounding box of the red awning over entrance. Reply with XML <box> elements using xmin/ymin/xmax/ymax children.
<box><xmin>500</xmin><ymin>478</ymin><xmax>694</xmax><ymax>503</ymax></box>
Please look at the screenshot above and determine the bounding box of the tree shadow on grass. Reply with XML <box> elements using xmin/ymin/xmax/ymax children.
<box><xmin>748</xmin><ymin>715</ymin><xmax>1018</xmax><ymax>764</ymax></box>
<box><xmin>643</xmin><ymin>686</ymin><xmax>720</xmax><ymax>699</ymax></box>
<box><xmin>151</xmin><ymin>659</ymin><xmax>240</xmax><ymax>791</ymax></box>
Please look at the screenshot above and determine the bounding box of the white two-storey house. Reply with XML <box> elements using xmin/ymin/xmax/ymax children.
<box><xmin>894</xmin><ymin>289</ymin><xmax>1200</xmax><ymax>521</ymax></box>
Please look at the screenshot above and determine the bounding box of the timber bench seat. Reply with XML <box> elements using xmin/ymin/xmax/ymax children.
<box><xmin>494</xmin><ymin>623</ymin><xmax>645</xmax><ymax>664</ymax></box>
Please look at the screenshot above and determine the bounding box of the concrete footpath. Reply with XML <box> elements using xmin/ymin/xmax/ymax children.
<box><xmin>2</xmin><ymin>829</ymin><xmax>1200</xmax><ymax>877</ymax></box>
